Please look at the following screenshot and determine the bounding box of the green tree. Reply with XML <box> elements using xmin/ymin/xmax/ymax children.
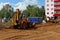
<box><xmin>23</xmin><ymin>5</ymin><xmax>45</xmax><ymax>19</ymax></box>
<box><xmin>0</xmin><ymin>8</ymin><xmax>13</xmax><ymax>22</ymax></box>
<box><xmin>0</xmin><ymin>8</ymin><xmax>6</xmax><ymax>18</ymax></box>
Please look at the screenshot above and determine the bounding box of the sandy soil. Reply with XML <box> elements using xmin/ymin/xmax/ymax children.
<box><xmin>0</xmin><ymin>23</ymin><xmax>60</xmax><ymax>40</ymax></box>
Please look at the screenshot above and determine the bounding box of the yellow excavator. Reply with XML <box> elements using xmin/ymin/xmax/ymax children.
<box><xmin>8</xmin><ymin>9</ymin><xmax>34</xmax><ymax>29</ymax></box>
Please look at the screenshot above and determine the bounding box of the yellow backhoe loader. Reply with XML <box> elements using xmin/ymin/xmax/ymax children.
<box><xmin>8</xmin><ymin>9</ymin><xmax>35</xmax><ymax>29</ymax></box>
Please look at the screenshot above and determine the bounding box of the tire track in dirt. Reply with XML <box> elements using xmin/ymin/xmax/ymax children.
<box><xmin>0</xmin><ymin>23</ymin><xmax>60</xmax><ymax>40</ymax></box>
<box><xmin>3</xmin><ymin>31</ymin><xmax>60</xmax><ymax>40</ymax></box>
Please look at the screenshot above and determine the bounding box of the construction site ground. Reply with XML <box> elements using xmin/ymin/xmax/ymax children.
<box><xmin>0</xmin><ymin>23</ymin><xmax>60</xmax><ymax>40</ymax></box>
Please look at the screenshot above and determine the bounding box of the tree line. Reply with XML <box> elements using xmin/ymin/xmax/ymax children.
<box><xmin>23</xmin><ymin>5</ymin><xmax>45</xmax><ymax>19</ymax></box>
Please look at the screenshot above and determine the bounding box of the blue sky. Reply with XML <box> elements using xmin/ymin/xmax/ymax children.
<box><xmin>0</xmin><ymin>0</ymin><xmax>45</xmax><ymax>11</ymax></box>
<box><xmin>38</xmin><ymin>0</ymin><xmax>45</xmax><ymax>6</ymax></box>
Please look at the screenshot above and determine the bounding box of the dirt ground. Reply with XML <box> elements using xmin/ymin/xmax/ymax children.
<box><xmin>0</xmin><ymin>23</ymin><xmax>60</xmax><ymax>40</ymax></box>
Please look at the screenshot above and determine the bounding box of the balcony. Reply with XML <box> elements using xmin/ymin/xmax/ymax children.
<box><xmin>54</xmin><ymin>11</ymin><xmax>60</xmax><ymax>14</ymax></box>
<box><xmin>54</xmin><ymin>0</ymin><xmax>60</xmax><ymax>2</ymax></box>
<box><xmin>54</xmin><ymin>7</ymin><xmax>60</xmax><ymax>9</ymax></box>
<box><xmin>54</xmin><ymin>2</ymin><xmax>60</xmax><ymax>5</ymax></box>
<box><xmin>53</xmin><ymin>14</ymin><xmax>60</xmax><ymax>16</ymax></box>
<box><xmin>54</xmin><ymin>5</ymin><xmax>60</xmax><ymax>7</ymax></box>
<box><xmin>54</xmin><ymin>9</ymin><xmax>60</xmax><ymax>11</ymax></box>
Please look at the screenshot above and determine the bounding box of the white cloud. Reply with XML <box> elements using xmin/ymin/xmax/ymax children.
<box><xmin>14</xmin><ymin>0</ymin><xmax>39</xmax><ymax>11</ymax></box>
<box><xmin>14</xmin><ymin>2</ymin><xmax>27</xmax><ymax>11</ymax></box>
<box><xmin>0</xmin><ymin>3</ymin><xmax>3</xmax><ymax>10</ymax></box>
<box><xmin>0</xmin><ymin>0</ymin><xmax>41</xmax><ymax>11</ymax></box>
<box><xmin>24</xmin><ymin>0</ymin><xmax>38</xmax><ymax>5</ymax></box>
<box><xmin>37</xmin><ymin>5</ymin><xmax>41</xmax><ymax>8</ymax></box>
